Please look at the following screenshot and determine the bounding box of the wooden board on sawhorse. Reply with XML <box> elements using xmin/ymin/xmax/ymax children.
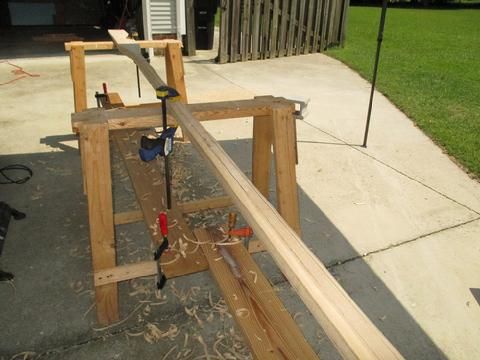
<box><xmin>196</xmin><ymin>227</ymin><xmax>319</xmax><ymax>359</ymax></box>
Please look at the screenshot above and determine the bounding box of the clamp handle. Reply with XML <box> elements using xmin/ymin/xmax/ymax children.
<box><xmin>159</xmin><ymin>212</ymin><xmax>168</xmax><ymax>237</ymax></box>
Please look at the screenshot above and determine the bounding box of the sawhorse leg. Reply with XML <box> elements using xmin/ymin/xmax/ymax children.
<box><xmin>81</xmin><ymin>120</ymin><xmax>118</xmax><ymax>325</ymax></box>
<box><xmin>251</xmin><ymin>103</ymin><xmax>301</xmax><ymax>252</ymax></box>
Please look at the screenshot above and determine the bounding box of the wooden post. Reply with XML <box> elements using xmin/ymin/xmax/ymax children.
<box><xmin>252</xmin><ymin>115</ymin><xmax>273</xmax><ymax>199</ymax></box>
<box><xmin>69</xmin><ymin>42</ymin><xmax>87</xmax><ymax>112</ymax></box>
<box><xmin>272</xmin><ymin>105</ymin><xmax>301</xmax><ymax>235</ymax></box>
<box><xmin>185</xmin><ymin>0</ymin><xmax>196</xmax><ymax>56</ymax></box>
<box><xmin>165</xmin><ymin>43</ymin><xmax>188</xmax><ymax>103</ymax></box>
<box><xmin>81</xmin><ymin>120</ymin><xmax>118</xmax><ymax>325</ymax></box>
<box><xmin>218</xmin><ymin>0</ymin><xmax>230</xmax><ymax>64</ymax></box>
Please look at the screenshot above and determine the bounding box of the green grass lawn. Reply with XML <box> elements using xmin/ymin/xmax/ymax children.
<box><xmin>327</xmin><ymin>7</ymin><xmax>480</xmax><ymax>178</ymax></box>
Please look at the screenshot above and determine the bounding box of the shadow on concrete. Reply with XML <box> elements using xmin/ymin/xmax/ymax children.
<box><xmin>0</xmin><ymin>26</ymin><xmax>111</xmax><ymax>59</ymax></box>
<box><xmin>0</xmin><ymin>133</ymin><xmax>446</xmax><ymax>359</ymax></box>
<box><xmin>218</xmin><ymin>137</ymin><xmax>447</xmax><ymax>359</ymax></box>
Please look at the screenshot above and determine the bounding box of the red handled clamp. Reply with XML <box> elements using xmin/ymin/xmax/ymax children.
<box><xmin>154</xmin><ymin>212</ymin><xmax>169</xmax><ymax>289</ymax></box>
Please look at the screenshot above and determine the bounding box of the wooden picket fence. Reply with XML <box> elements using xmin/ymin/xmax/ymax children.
<box><xmin>217</xmin><ymin>0</ymin><xmax>349</xmax><ymax>63</ymax></box>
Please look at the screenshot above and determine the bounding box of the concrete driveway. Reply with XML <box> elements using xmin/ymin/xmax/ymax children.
<box><xmin>0</xmin><ymin>49</ymin><xmax>479</xmax><ymax>359</ymax></box>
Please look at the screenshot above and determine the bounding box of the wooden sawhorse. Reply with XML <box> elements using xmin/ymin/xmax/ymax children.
<box><xmin>68</xmin><ymin>40</ymin><xmax>301</xmax><ymax>325</ymax></box>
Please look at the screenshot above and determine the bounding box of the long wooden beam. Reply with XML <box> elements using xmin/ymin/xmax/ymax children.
<box><xmin>102</xmin><ymin>30</ymin><xmax>405</xmax><ymax>359</ymax></box>
<box><xmin>71</xmin><ymin>98</ymin><xmax>286</xmax><ymax>133</ymax></box>
<box><xmin>65</xmin><ymin>39</ymin><xmax>182</xmax><ymax>51</ymax></box>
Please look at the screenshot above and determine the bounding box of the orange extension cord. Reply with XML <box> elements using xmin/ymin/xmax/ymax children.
<box><xmin>0</xmin><ymin>61</ymin><xmax>40</xmax><ymax>86</ymax></box>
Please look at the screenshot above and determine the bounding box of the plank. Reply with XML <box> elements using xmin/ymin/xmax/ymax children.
<box><xmin>196</xmin><ymin>228</ymin><xmax>319</xmax><ymax>360</ymax></box>
<box><xmin>98</xmin><ymin>31</ymin><xmax>404</xmax><ymax>359</ymax></box>
<box><xmin>230</xmin><ymin>0</ymin><xmax>241</xmax><ymax>62</ymax></box>
<box><xmin>269</xmin><ymin>0</ymin><xmax>280</xmax><ymax>58</ymax></box>
<box><xmin>252</xmin><ymin>115</ymin><xmax>273</xmax><ymax>199</ymax></box>
<box><xmin>277</xmin><ymin>0</ymin><xmax>290</xmax><ymax>57</ymax></box>
<box><xmin>65</xmin><ymin>39</ymin><xmax>182</xmax><ymax>51</ymax></box>
<box><xmin>69</xmin><ymin>42</ymin><xmax>87</xmax><ymax>112</ymax></box>
<box><xmin>95</xmin><ymin>261</ymin><xmax>156</xmax><ymax>286</ymax></box>
<box><xmin>295</xmin><ymin>0</ymin><xmax>307</xmax><ymax>55</ymax></box>
<box><xmin>312</xmin><ymin>0</ymin><xmax>324</xmax><ymax>52</ymax></box>
<box><xmin>218</xmin><ymin>0</ymin><xmax>230</xmax><ymax>63</ymax></box>
<box><xmin>72</xmin><ymin>98</ymin><xmax>289</xmax><ymax>133</ymax></box>
<box><xmin>251</xmin><ymin>0</ymin><xmax>262</xmax><ymax>60</ymax></box>
<box><xmin>165</xmin><ymin>43</ymin><xmax>188</xmax><ymax>103</ymax></box>
<box><xmin>178</xmin><ymin>196</ymin><xmax>233</xmax><ymax>213</ymax></box>
<box><xmin>114</xmin><ymin>210</ymin><xmax>144</xmax><ymax>225</ymax></box>
<box><xmin>112</xmin><ymin>130</ymin><xmax>209</xmax><ymax>279</ymax></box>
<box><xmin>271</xmin><ymin>105</ymin><xmax>301</xmax><ymax>235</ymax></box>
<box><xmin>304</xmin><ymin>0</ymin><xmax>316</xmax><ymax>54</ymax></box>
<box><xmin>81</xmin><ymin>119</ymin><xmax>118</xmax><ymax>325</ymax></box>
<box><xmin>286</xmin><ymin>0</ymin><xmax>298</xmax><ymax>56</ymax></box>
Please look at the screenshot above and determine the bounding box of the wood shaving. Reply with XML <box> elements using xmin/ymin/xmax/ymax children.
<box><xmin>248</xmin><ymin>270</ymin><xmax>257</xmax><ymax>284</ymax></box>
<box><xmin>93</xmin><ymin>303</ymin><xmax>144</xmax><ymax>331</ymax></box>
<box><xmin>161</xmin><ymin>345</ymin><xmax>178</xmax><ymax>360</ymax></box>
<box><xmin>9</xmin><ymin>351</ymin><xmax>36</xmax><ymax>360</ymax></box>
<box><xmin>83</xmin><ymin>302</ymin><xmax>95</xmax><ymax>318</ymax></box>
<box><xmin>144</xmin><ymin>323</ymin><xmax>179</xmax><ymax>343</ymax></box>
<box><xmin>293</xmin><ymin>312</ymin><xmax>303</xmax><ymax>321</ymax></box>
<box><xmin>235</xmin><ymin>308</ymin><xmax>250</xmax><ymax>318</ymax></box>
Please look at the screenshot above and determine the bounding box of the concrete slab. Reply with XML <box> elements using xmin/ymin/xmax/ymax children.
<box><xmin>332</xmin><ymin>218</ymin><xmax>480</xmax><ymax>359</ymax></box>
<box><xmin>1</xmin><ymin>48</ymin><xmax>479</xmax><ymax>359</ymax></box>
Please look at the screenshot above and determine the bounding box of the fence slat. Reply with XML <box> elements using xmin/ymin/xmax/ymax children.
<box><xmin>270</xmin><ymin>0</ymin><xmax>280</xmax><ymax>58</ymax></box>
<box><xmin>241</xmin><ymin>0</ymin><xmax>252</xmax><ymax>61</ymax></box>
<box><xmin>295</xmin><ymin>0</ymin><xmax>307</xmax><ymax>55</ymax></box>
<box><xmin>303</xmin><ymin>0</ymin><xmax>316</xmax><ymax>54</ymax></box>
<box><xmin>319</xmin><ymin>0</ymin><xmax>330</xmax><ymax>51</ymax></box>
<box><xmin>218</xmin><ymin>0</ymin><xmax>229</xmax><ymax>63</ymax></box>
<box><xmin>277</xmin><ymin>0</ymin><xmax>290</xmax><ymax>57</ymax></box>
<box><xmin>312</xmin><ymin>0</ymin><xmax>323</xmax><ymax>53</ymax></box>
<box><xmin>262</xmin><ymin>0</ymin><xmax>272</xmax><ymax>58</ymax></box>
<box><xmin>327</xmin><ymin>0</ymin><xmax>337</xmax><ymax>46</ymax></box>
<box><xmin>252</xmin><ymin>0</ymin><xmax>262</xmax><ymax>59</ymax></box>
<box><xmin>286</xmin><ymin>0</ymin><xmax>297</xmax><ymax>56</ymax></box>
<box><xmin>230</xmin><ymin>0</ymin><xmax>241</xmax><ymax>62</ymax></box>
<box><xmin>339</xmin><ymin>0</ymin><xmax>349</xmax><ymax>46</ymax></box>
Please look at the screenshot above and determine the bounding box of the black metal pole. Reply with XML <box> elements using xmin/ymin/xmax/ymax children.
<box><xmin>161</xmin><ymin>98</ymin><xmax>172</xmax><ymax>209</ymax></box>
<box><xmin>136</xmin><ymin>66</ymin><xmax>141</xmax><ymax>98</ymax></box>
<box><xmin>363</xmin><ymin>0</ymin><xmax>388</xmax><ymax>148</ymax></box>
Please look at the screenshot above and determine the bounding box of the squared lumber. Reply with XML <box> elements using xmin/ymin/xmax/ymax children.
<box><xmin>194</xmin><ymin>229</ymin><xmax>318</xmax><ymax>360</ymax></box>
<box><xmin>71</xmin><ymin>98</ymin><xmax>280</xmax><ymax>133</ymax></box>
<box><xmin>271</xmin><ymin>105</ymin><xmax>301</xmax><ymax>235</ymax></box>
<box><xmin>112</xmin><ymin>130</ymin><xmax>208</xmax><ymax>278</ymax></box>
<box><xmin>196</xmin><ymin>228</ymin><xmax>319</xmax><ymax>359</ymax></box>
<box><xmin>165</xmin><ymin>42</ymin><xmax>188</xmax><ymax>104</ymax></box>
<box><xmin>114</xmin><ymin>210</ymin><xmax>144</xmax><ymax>225</ymax></box>
<box><xmin>69</xmin><ymin>42</ymin><xmax>87</xmax><ymax>112</ymax></box>
<box><xmin>252</xmin><ymin>114</ymin><xmax>273</xmax><ymax>199</ymax></box>
<box><xmin>81</xmin><ymin>119</ymin><xmax>118</xmax><ymax>325</ymax></box>
<box><xmin>64</xmin><ymin>39</ymin><xmax>182</xmax><ymax>51</ymax></box>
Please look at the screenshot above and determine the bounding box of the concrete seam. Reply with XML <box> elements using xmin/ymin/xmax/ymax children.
<box><xmin>31</xmin><ymin>311</ymin><xmax>186</xmax><ymax>358</ymax></box>
<box><xmin>300</xmin><ymin>119</ymin><xmax>480</xmax><ymax>216</ymax></box>
<box><xmin>324</xmin><ymin>216</ymin><xmax>480</xmax><ymax>269</ymax></box>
